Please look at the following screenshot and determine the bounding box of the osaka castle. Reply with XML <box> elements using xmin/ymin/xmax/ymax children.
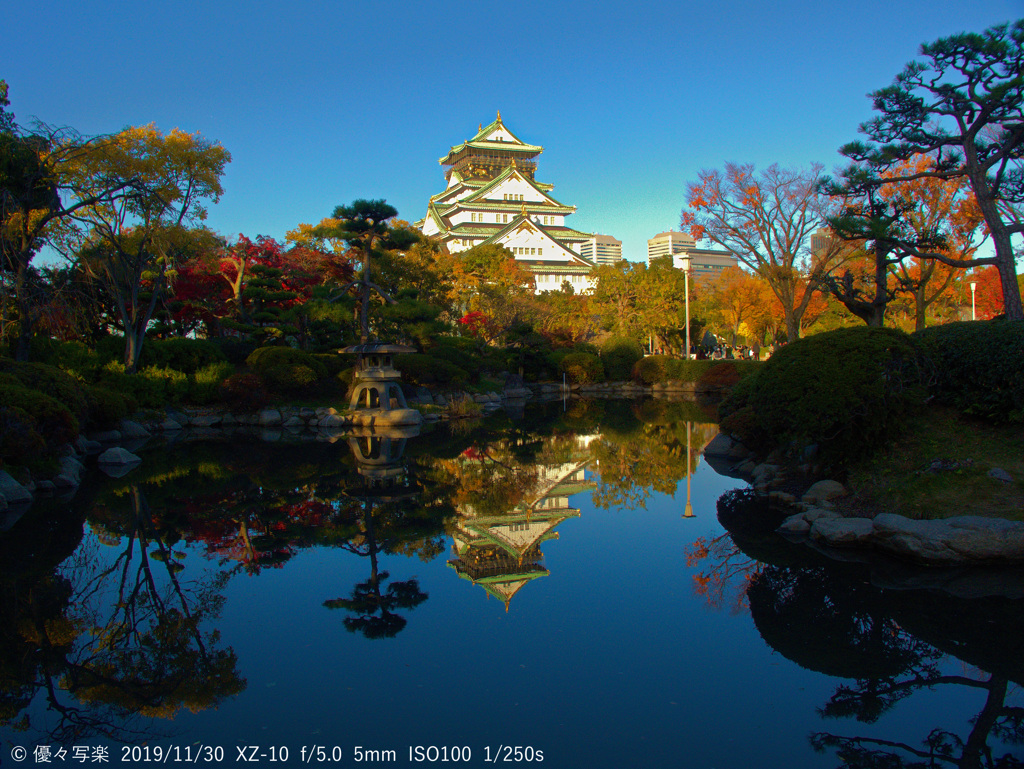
<box><xmin>419</xmin><ymin>112</ymin><xmax>599</xmax><ymax>293</ymax></box>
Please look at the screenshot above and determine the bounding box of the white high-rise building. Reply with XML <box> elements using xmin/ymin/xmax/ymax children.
<box><xmin>646</xmin><ymin>231</ymin><xmax>739</xmax><ymax>281</ymax></box>
<box><xmin>579</xmin><ymin>234</ymin><xmax>623</xmax><ymax>266</ymax></box>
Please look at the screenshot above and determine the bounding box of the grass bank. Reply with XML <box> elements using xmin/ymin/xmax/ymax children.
<box><xmin>837</xmin><ymin>406</ymin><xmax>1024</xmax><ymax>522</ymax></box>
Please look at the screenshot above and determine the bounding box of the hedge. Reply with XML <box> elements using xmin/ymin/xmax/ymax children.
<box><xmin>394</xmin><ymin>354</ymin><xmax>468</xmax><ymax>386</ymax></box>
<box><xmin>633</xmin><ymin>356</ymin><xmax>720</xmax><ymax>384</ymax></box>
<box><xmin>0</xmin><ymin>405</ymin><xmax>46</xmax><ymax>465</ymax></box>
<box><xmin>0</xmin><ymin>360</ymin><xmax>89</xmax><ymax>425</ymax></box>
<box><xmin>141</xmin><ymin>337</ymin><xmax>227</xmax><ymax>374</ymax></box>
<box><xmin>559</xmin><ymin>352</ymin><xmax>604</xmax><ymax>384</ymax></box>
<box><xmin>601</xmin><ymin>338</ymin><xmax>645</xmax><ymax>381</ymax></box>
<box><xmin>83</xmin><ymin>384</ymin><xmax>136</xmax><ymax>430</ymax></box>
<box><xmin>719</xmin><ymin>327</ymin><xmax>927</xmax><ymax>465</ymax></box>
<box><xmin>0</xmin><ymin>384</ymin><xmax>79</xmax><ymax>456</ymax></box>
<box><xmin>914</xmin><ymin>320</ymin><xmax>1024</xmax><ymax>423</ymax></box>
<box><xmin>246</xmin><ymin>346</ymin><xmax>329</xmax><ymax>380</ymax></box>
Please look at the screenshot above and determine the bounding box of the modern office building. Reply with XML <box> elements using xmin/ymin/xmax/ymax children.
<box><xmin>579</xmin><ymin>234</ymin><xmax>623</xmax><ymax>266</ymax></box>
<box><xmin>419</xmin><ymin>113</ymin><xmax>614</xmax><ymax>294</ymax></box>
<box><xmin>646</xmin><ymin>231</ymin><xmax>739</xmax><ymax>281</ymax></box>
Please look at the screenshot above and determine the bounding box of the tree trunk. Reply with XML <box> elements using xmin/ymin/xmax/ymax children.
<box><xmin>964</xmin><ymin>140</ymin><xmax>1024</xmax><ymax>321</ymax></box>
<box><xmin>914</xmin><ymin>286</ymin><xmax>927</xmax><ymax>331</ymax></box>
<box><xmin>124</xmin><ymin>327</ymin><xmax>146</xmax><ymax>374</ymax></box>
<box><xmin>993</xmin><ymin>231</ymin><xmax>1023</xmax><ymax>321</ymax></box>
<box><xmin>13</xmin><ymin>263</ymin><xmax>35</xmax><ymax>362</ymax></box>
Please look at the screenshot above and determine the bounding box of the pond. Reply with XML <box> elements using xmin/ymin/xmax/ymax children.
<box><xmin>1</xmin><ymin>399</ymin><xmax>1022</xmax><ymax>768</ymax></box>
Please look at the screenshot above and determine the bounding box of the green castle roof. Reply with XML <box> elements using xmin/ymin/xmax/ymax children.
<box><xmin>440</xmin><ymin>113</ymin><xmax>543</xmax><ymax>165</ymax></box>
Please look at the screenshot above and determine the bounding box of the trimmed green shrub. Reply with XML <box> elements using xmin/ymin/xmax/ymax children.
<box><xmin>337</xmin><ymin>367</ymin><xmax>356</xmax><ymax>390</ymax></box>
<box><xmin>260</xmin><ymin>364</ymin><xmax>319</xmax><ymax>394</ymax></box>
<box><xmin>0</xmin><ymin>360</ymin><xmax>89</xmax><ymax>425</ymax></box>
<box><xmin>95</xmin><ymin>335</ymin><xmax>127</xmax><ymax>365</ymax></box>
<box><xmin>727</xmin><ymin>327</ymin><xmax>926</xmax><ymax>464</ymax></box>
<box><xmin>601</xmin><ymin>338</ymin><xmax>645</xmax><ymax>381</ymax></box>
<box><xmin>914</xmin><ymin>319</ymin><xmax>1024</xmax><ymax>422</ymax></box>
<box><xmin>189</xmin><ymin>361</ymin><xmax>235</xmax><ymax>404</ymax></box>
<box><xmin>141</xmin><ymin>337</ymin><xmax>227</xmax><ymax>374</ymax></box>
<box><xmin>0</xmin><ymin>384</ymin><xmax>79</xmax><ymax>451</ymax></box>
<box><xmin>210</xmin><ymin>337</ymin><xmax>257</xmax><ymax>365</ymax></box>
<box><xmin>314</xmin><ymin>353</ymin><xmax>349</xmax><ymax>377</ymax></box>
<box><xmin>96</xmin><ymin>363</ymin><xmax>189</xmax><ymax>408</ymax></box>
<box><xmin>572</xmin><ymin>342</ymin><xmax>600</xmax><ymax>356</ymax></box>
<box><xmin>219</xmin><ymin>372</ymin><xmax>270</xmax><ymax>412</ymax></box>
<box><xmin>28</xmin><ymin>338</ymin><xmax>102</xmax><ymax>377</ymax></box>
<box><xmin>428</xmin><ymin>337</ymin><xmax>485</xmax><ymax>375</ymax></box>
<box><xmin>394</xmin><ymin>354</ymin><xmax>468</xmax><ymax>386</ymax></box>
<box><xmin>559</xmin><ymin>352</ymin><xmax>604</xmax><ymax>384</ymax></box>
<box><xmin>633</xmin><ymin>355</ymin><xmax>669</xmax><ymax>384</ymax></box>
<box><xmin>246</xmin><ymin>346</ymin><xmax>328</xmax><ymax>380</ymax></box>
<box><xmin>633</xmin><ymin>355</ymin><xmax>718</xmax><ymax>384</ymax></box>
<box><xmin>83</xmin><ymin>384</ymin><xmax>135</xmax><ymax>430</ymax></box>
<box><xmin>0</xmin><ymin>405</ymin><xmax>45</xmax><ymax>465</ymax></box>
<box><xmin>696</xmin><ymin>360</ymin><xmax>759</xmax><ymax>393</ymax></box>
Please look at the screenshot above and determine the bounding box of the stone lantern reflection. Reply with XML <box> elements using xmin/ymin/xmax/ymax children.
<box><xmin>346</xmin><ymin>424</ymin><xmax>420</xmax><ymax>491</ymax></box>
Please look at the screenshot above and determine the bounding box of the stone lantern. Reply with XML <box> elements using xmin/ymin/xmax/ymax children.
<box><xmin>340</xmin><ymin>343</ymin><xmax>423</xmax><ymax>427</ymax></box>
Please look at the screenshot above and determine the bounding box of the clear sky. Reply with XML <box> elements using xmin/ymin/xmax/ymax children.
<box><xmin>3</xmin><ymin>0</ymin><xmax>1021</xmax><ymax>262</ymax></box>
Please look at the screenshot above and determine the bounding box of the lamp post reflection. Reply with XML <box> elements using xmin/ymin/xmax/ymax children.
<box><xmin>683</xmin><ymin>420</ymin><xmax>695</xmax><ymax>519</ymax></box>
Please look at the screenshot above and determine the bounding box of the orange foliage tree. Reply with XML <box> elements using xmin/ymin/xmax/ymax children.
<box><xmin>695</xmin><ymin>266</ymin><xmax>776</xmax><ymax>346</ymax></box>
<box><xmin>682</xmin><ymin>163</ymin><xmax>844</xmax><ymax>341</ymax></box>
<box><xmin>881</xmin><ymin>156</ymin><xmax>985</xmax><ymax>330</ymax></box>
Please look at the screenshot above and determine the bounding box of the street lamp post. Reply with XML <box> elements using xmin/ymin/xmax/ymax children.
<box><xmin>970</xmin><ymin>281</ymin><xmax>977</xmax><ymax>321</ymax></box>
<box><xmin>680</xmin><ymin>255</ymin><xmax>691</xmax><ymax>359</ymax></box>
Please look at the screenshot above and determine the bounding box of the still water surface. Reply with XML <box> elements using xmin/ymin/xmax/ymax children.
<box><xmin>1</xmin><ymin>400</ymin><xmax>1021</xmax><ymax>768</ymax></box>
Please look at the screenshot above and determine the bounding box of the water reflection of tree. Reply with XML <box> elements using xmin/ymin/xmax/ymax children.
<box><xmin>683</xmin><ymin>489</ymin><xmax>775</xmax><ymax>611</ymax></box>
<box><xmin>690</xmin><ymin>486</ymin><xmax>1024</xmax><ymax>766</ymax></box>
<box><xmin>1</xmin><ymin>485</ymin><xmax>245</xmax><ymax>744</ymax></box>
<box><xmin>324</xmin><ymin>499</ymin><xmax>430</xmax><ymax>639</ymax></box>
<box><xmin>590</xmin><ymin>401</ymin><xmax>717</xmax><ymax>510</ymax></box>
<box><xmin>810</xmin><ymin>673</ymin><xmax>1024</xmax><ymax>768</ymax></box>
<box><xmin>747</xmin><ymin>563</ymin><xmax>1024</xmax><ymax>768</ymax></box>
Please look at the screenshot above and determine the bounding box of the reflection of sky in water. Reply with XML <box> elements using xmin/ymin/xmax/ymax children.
<box><xmin>3</xmin><ymin>417</ymin><xmax>1021</xmax><ymax>768</ymax></box>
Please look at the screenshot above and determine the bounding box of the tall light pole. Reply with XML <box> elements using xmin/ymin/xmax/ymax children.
<box><xmin>970</xmin><ymin>281</ymin><xmax>977</xmax><ymax>320</ymax></box>
<box><xmin>680</xmin><ymin>254</ymin><xmax>691</xmax><ymax>358</ymax></box>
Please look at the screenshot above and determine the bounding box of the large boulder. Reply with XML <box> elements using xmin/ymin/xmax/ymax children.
<box><xmin>794</xmin><ymin>512</ymin><xmax>1024</xmax><ymax>566</ymax></box>
<box><xmin>258</xmin><ymin>409</ymin><xmax>282</xmax><ymax>427</ymax></box>
<box><xmin>808</xmin><ymin>517</ymin><xmax>875</xmax><ymax>546</ymax></box>
<box><xmin>0</xmin><ymin>470</ymin><xmax>32</xmax><ymax>505</ymax></box>
<box><xmin>97</xmin><ymin>447</ymin><xmax>142</xmax><ymax>466</ymax></box>
<box><xmin>801</xmin><ymin>480</ymin><xmax>847</xmax><ymax>506</ymax></box>
<box><xmin>872</xmin><ymin>514</ymin><xmax>1024</xmax><ymax>565</ymax></box>
<box><xmin>118</xmin><ymin>419</ymin><xmax>151</xmax><ymax>438</ymax></box>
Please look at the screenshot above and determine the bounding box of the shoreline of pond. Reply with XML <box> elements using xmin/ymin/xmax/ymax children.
<box><xmin>0</xmin><ymin>383</ymin><xmax>722</xmax><ymax>517</ymax></box>
<box><xmin>704</xmin><ymin>432</ymin><xmax>1024</xmax><ymax>579</ymax></box>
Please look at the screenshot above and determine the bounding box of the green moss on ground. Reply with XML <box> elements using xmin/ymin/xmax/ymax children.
<box><xmin>838</xmin><ymin>406</ymin><xmax>1024</xmax><ymax>521</ymax></box>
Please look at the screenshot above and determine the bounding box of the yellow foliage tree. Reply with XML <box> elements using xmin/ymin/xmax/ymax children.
<box><xmin>71</xmin><ymin>125</ymin><xmax>230</xmax><ymax>371</ymax></box>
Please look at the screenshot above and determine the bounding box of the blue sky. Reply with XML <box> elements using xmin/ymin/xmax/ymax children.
<box><xmin>3</xmin><ymin>0</ymin><xmax>1021</xmax><ymax>262</ymax></box>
